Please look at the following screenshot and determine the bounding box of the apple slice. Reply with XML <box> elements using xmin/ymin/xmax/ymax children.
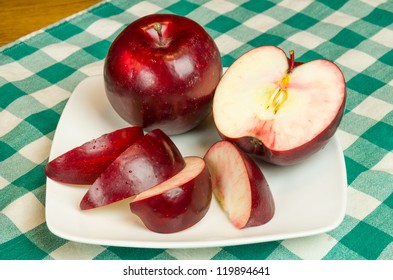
<box><xmin>213</xmin><ymin>46</ymin><xmax>346</xmax><ymax>165</ymax></box>
<box><xmin>80</xmin><ymin>129</ymin><xmax>185</xmax><ymax>210</ymax></box>
<box><xmin>130</xmin><ymin>156</ymin><xmax>212</xmax><ymax>234</ymax></box>
<box><xmin>204</xmin><ymin>140</ymin><xmax>275</xmax><ymax>229</ymax></box>
<box><xmin>44</xmin><ymin>126</ymin><xmax>144</xmax><ymax>184</ymax></box>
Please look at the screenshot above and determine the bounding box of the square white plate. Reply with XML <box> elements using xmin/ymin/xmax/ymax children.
<box><xmin>45</xmin><ymin>74</ymin><xmax>347</xmax><ymax>249</ymax></box>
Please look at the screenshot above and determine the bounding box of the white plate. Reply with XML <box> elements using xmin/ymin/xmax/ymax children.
<box><xmin>45</xmin><ymin>74</ymin><xmax>347</xmax><ymax>249</ymax></box>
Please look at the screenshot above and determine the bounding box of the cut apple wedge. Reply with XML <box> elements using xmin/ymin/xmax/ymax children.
<box><xmin>213</xmin><ymin>46</ymin><xmax>346</xmax><ymax>165</ymax></box>
<box><xmin>80</xmin><ymin>129</ymin><xmax>185</xmax><ymax>210</ymax></box>
<box><xmin>44</xmin><ymin>126</ymin><xmax>144</xmax><ymax>184</ymax></box>
<box><xmin>130</xmin><ymin>156</ymin><xmax>212</xmax><ymax>234</ymax></box>
<box><xmin>204</xmin><ymin>140</ymin><xmax>275</xmax><ymax>229</ymax></box>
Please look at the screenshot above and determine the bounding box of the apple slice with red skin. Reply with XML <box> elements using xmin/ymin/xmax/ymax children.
<box><xmin>80</xmin><ymin>129</ymin><xmax>185</xmax><ymax>210</ymax></box>
<box><xmin>44</xmin><ymin>126</ymin><xmax>144</xmax><ymax>185</ymax></box>
<box><xmin>130</xmin><ymin>156</ymin><xmax>212</xmax><ymax>234</ymax></box>
<box><xmin>204</xmin><ymin>140</ymin><xmax>275</xmax><ymax>229</ymax></box>
<box><xmin>213</xmin><ymin>46</ymin><xmax>346</xmax><ymax>165</ymax></box>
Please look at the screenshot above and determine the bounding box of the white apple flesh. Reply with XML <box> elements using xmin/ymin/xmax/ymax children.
<box><xmin>204</xmin><ymin>140</ymin><xmax>275</xmax><ymax>229</ymax></box>
<box><xmin>130</xmin><ymin>156</ymin><xmax>212</xmax><ymax>234</ymax></box>
<box><xmin>213</xmin><ymin>46</ymin><xmax>346</xmax><ymax>165</ymax></box>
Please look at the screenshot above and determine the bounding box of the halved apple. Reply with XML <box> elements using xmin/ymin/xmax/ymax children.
<box><xmin>44</xmin><ymin>126</ymin><xmax>144</xmax><ymax>184</ymax></box>
<box><xmin>213</xmin><ymin>46</ymin><xmax>346</xmax><ymax>165</ymax></box>
<box><xmin>80</xmin><ymin>129</ymin><xmax>185</xmax><ymax>210</ymax></box>
<box><xmin>130</xmin><ymin>156</ymin><xmax>212</xmax><ymax>234</ymax></box>
<box><xmin>204</xmin><ymin>140</ymin><xmax>275</xmax><ymax>229</ymax></box>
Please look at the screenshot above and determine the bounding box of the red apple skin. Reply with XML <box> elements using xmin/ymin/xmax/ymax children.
<box><xmin>104</xmin><ymin>14</ymin><xmax>222</xmax><ymax>135</ymax></box>
<box><xmin>80</xmin><ymin>129</ymin><xmax>185</xmax><ymax>210</ymax></box>
<box><xmin>130</xmin><ymin>157</ymin><xmax>212</xmax><ymax>234</ymax></box>
<box><xmin>44</xmin><ymin>126</ymin><xmax>144</xmax><ymax>184</ymax></box>
<box><xmin>239</xmin><ymin>146</ymin><xmax>275</xmax><ymax>228</ymax></box>
<box><xmin>221</xmin><ymin>100</ymin><xmax>345</xmax><ymax>165</ymax></box>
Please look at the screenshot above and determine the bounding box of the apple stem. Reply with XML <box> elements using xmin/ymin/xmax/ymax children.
<box><xmin>288</xmin><ymin>50</ymin><xmax>295</xmax><ymax>73</ymax></box>
<box><xmin>153</xmin><ymin>23</ymin><xmax>164</xmax><ymax>46</ymax></box>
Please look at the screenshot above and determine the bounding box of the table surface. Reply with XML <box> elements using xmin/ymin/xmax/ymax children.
<box><xmin>0</xmin><ymin>0</ymin><xmax>392</xmax><ymax>260</ymax></box>
<box><xmin>0</xmin><ymin>0</ymin><xmax>102</xmax><ymax>46</ymax></box>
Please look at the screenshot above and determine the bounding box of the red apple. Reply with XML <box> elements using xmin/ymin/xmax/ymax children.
<box><xmin>44</xmin><ymin>126</ymin><xmax>144</xmax><ymax>184</ymax></box>
<box><xmin>80</xmin><ymin>129</ymin><xmax>185</xmax><ymax>210</ymax></box>
<box><xmin>130</xmin><ymin>156</ymin><xmax>212</xmax><ymax>234</ymax></box>
<box><xmin>104</xmin><ymin>14</ymin><xmax>222</xmax><ymax>135</ymax></box>
<box><xmin>213</xmin><ymin>46</ymin><xmax>346</xmax><ymax>165</ymax></box>
<box><xmin>204</xmin><ymin>140</ymin><xmax>275</xmax><ymax>229</ymax></box>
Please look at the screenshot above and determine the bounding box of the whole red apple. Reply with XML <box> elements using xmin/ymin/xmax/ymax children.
<box><xmin>104</xmin><ymin>14</ymin><xmax>222</xmax><ymax>135</ymax></box>
<box><xmin>213</xmin><ymin>46</ymin><xmax>346</xmax><ymax>165</ymax></box>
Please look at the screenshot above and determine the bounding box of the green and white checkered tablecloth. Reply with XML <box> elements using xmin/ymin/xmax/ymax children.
<box><xmin>1</xmin><ymin>0</ymin><xmax>392</xmax><ymax>260</ymax></box>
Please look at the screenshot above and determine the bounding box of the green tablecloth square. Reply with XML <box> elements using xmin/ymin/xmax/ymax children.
<box><xmin>241</xmin><ymin>0</ymin><xmax>275</xmax><ymax>14</ymax></box>
<box><xmin>0</xmin><ymin>234</ymin><xmax>48</xmax><ymax>260</ymax></box>
<box><xmin>361</xmin><ymin>122</ymin><xmax>393</xmax><ymax>152</ymax></box>
<box><xmin>82</xmin><ymin>40</ymin><xmax>112</xmax><ymax>60</ymax></box>
<box><xmin>205</xmin><ymin>15</ymin><xmax>242</xmax><ymax>34</ymax></box>
<box><xmin>344</xmin><ymin>156</ymin><xmax>368</xmax><ymax>185</ymax></box>
<box><xmin>90</xmin><ymin>1</ymin><xmax>124</xmax><ymax>18</ymax></box>
<box><xmin>46</xmin><ymin>22</ymin><xmax>86</xmax><ymax>42</ymax></box>
<box><xmin>0</xmin><ymin>141</ymin><xmax>17</xmax><ymax>162</ymax></box>
<box><xmin>284</xmin><ymin>13</ymin><xmax>319</xmax><ymax>30</ymax></box>
<box><xmin>316</xmin><ymin>0</ymin><xmax>347</xmax><ymax>10</ymax></box>
<box><xmin>37</xmin><ymin>63</ymin><xmax>77</xmax><ymax>84</ymax></box>
<box><xmin>340</xmin><ymin>220</ymin><xmax>392</xmax><ymax>260</ymax></box>
<box><xmin>347</xmin><ymin>73</ymin><xmax>386</xmax><ymax>96</ymax></box>
<box><xmin>24</xmin><ymin>110</ymin><xmax>60</xmax><ymax>136</ymax></box>
<box><xmin>221</xmin><ymin>54</ymin><xmax>236</xmax><ymax>67</ymax></box>
<box><xmin>378</xmin><ymin>50</ymin><xmax>393</xmax><ymax>68</ymax></box>
<box><xmin>219</xmin><ymin>241</ymin><xmax>281</xmax><ymax>260</ymax></box>
<box><xmin>2</xmin><ymin>42</ymin><xmax>38</xmax><ymax>61</ymax></box>
<box><xmin>0</xmin><ymin>83</ymin><xmax>26</xmax><ymax>109</ymax></box>
<box><xmin>298</xmin><ymin>49</ymin><xmax>325</xmax><ymax>61</ymax></box>
<box><xmin>13</xmin><ymin>165</ymin><xmax>46</xmax><ymax>192</ymax></box>
<box><xmin>166</xmin><ymin>0</ymin><xmax>199</xmax><ymax>15</ymax></box>
<box><xmin>363</xmin><ymin>7</ymin><xmax>393</xmax><ymax>27</ymax></box>
<box><xmin>248</xmin><ymin>33</ymin><xmax>286</xmax><ymax>48</ymax></box>
<box><xmin>330</xmin><ymin>28</ymin><xmax>367</xmax><ymax>48</ymax></box>
<box><xmin>327</xmin><ymin>215</ymin><xmax>360</xmax><ymax>241</ymax></box>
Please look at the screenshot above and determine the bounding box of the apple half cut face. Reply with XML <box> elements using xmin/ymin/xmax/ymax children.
<box><xmin>213</xmin><ymin>46</ymin><xmax>346</xmax><ymax>165</ymax></box>
<box><xmin>44</xmin><ymin>126</ymin><xmax>144</xmax><ymax>185</ymax></box>
<box><xmin>130</xmin><ymin>156</ymin><xmax>212</xmax><ymax>234</ymax></box>
<box><xmin>80</xmin><ymin>129</ymin><xmax>185</xmax><ymax>210</ymax></box>
<box><xmin>204</xmin><ymin>140</ymin><xmax>275</xmax><ymax>229</ymax></box>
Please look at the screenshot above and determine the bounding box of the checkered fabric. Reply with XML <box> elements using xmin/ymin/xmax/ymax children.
<box><xmin>1</xmin><ymin>0</ymin><xmax>392</xmax><ymax>260</ymax></box>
